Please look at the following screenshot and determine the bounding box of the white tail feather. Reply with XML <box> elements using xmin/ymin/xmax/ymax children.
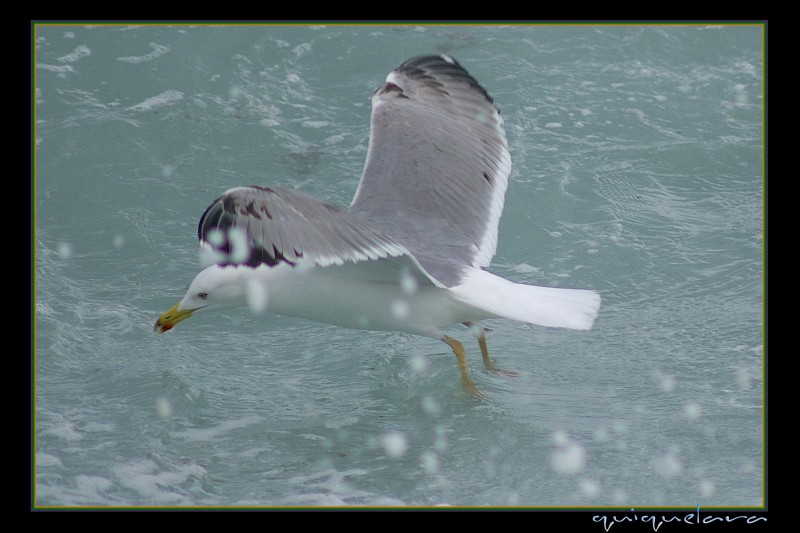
<box><xmin>451</xmin><ymin>268</ymin><xmax>601</xmax><ymax>330</ymax></box>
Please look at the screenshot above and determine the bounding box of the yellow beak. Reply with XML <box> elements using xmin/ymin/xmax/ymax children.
<box><xmin>154</xmin><ymin>303</ymin><xmax>195</xmax><ymax>334</ymax></box>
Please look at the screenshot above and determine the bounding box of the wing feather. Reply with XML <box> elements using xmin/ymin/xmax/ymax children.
<box><xmin>350</xmin><ymin>55</ymin><xmax>512</xmax><ymax>283</ymax></box>
<box><xmin>197</xmin><ymin>186</ymin><xmax>442</xmax><ymax>287</ymax></box>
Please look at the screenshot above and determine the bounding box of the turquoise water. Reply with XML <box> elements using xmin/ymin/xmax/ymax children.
<box><xmin>34</xmin><ymin>24</ymin><xmax>763</xmax><ymax>507</ymax></box>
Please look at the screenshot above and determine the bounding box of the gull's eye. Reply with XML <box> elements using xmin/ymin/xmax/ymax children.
<box><xmin>198</xmin><ymin>292</ymin><xmax>208</xmax><ymax>300</ymax></box>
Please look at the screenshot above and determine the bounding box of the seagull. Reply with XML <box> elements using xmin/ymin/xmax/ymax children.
<box><xmin>154</xmin><ymin>55</ymin><xmax>601</xmax><ymax>396</ymax></box>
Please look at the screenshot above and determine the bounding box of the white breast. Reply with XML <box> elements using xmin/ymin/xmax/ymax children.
<box><xmin>259</xmin><ymin>262</ymin><xmax>492</xmax><ymax>338</ymax></box>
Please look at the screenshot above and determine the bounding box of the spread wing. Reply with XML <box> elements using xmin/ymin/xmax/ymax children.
<box><xmin>197</xmin><ymin>185</ymin><xmax>444</xmax><ymax>286</ymax></box>
<box><xmin>349</xmin><ymin>55</ymin><xmax>512</xmax><ymax>286</ymax></box>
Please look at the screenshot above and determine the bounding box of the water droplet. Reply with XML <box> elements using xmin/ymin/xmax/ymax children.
<box><xmin>409</xmin><ymin>353</ymin><xmax>429</xmax><ymax>374</ymax></box>
<box><xmin>433</xmin><ymin>425</ymin><xmax>448</xmax><ymax>451</ymax></box>
<box><xmin>552</xmin><ymin>429</ymin><xmax>569</xmax><ymax>446</ymax></box>
<box><xmin>593</xmin><ymin>427</ymin><xmax>610</xmax><ymax>442</ymax></box>
<box><xmin>206</xmin><ymin>229</ymin><xmax>225</xmax><ymax>246</ymax></box>
<box><xmin>198</xmin><ymin>246</ymin><xmax>225</xmax><ymax>268</ymax></box>
<box><xmin>735</xmin><ymin>366</ymin><xmax>754</xmax><ymax>389</ymax></box>
<box><xmin>684</xmin><ymin>401</ymin><xmax>702</xmax><ymax>420</ymax></box>
<box><xmin>653</xmin><ymin>450</ymin><xmax>683</xmax><ymax>478</ymax></box>
<box><xmin>700</xmin><ymin>479</ymin><xmax>715</xmax><ymax>498</ymax></box>
<box><xmin>612</xmin><ymin>488</ymin><xmax>628</xmax><ymax>504</ymax></box>
<box><xmin>654</xmin><ymin>370</ymin><xmax>676</xmax><ymax>392</ymax></box>
<box><xmin>155</xmin><ymin>398</ymin><xmax>172</xmax><ymax>419</ymax></box>
<box><xmin>399</xmin><ymin>268</ymin><xmax>418</xmax><ymax>296</ymax></box>
<box><xmin>380</xmin><ymin>430</ymin><xmax>408</xmax><ymax>458</ymax></box>
<box><xmin>390</xmin><ymin>300</ymin><xmax>410</xmax><ymax>321</ymax></box>
<box><xmin>229</xmin><ymin>86</ymin><xmax>243</xmax><ymax>99</ymax></box>
<box><xmin>421</xmin><ymin>396</ymin><xmax>440</xmax><ymax>416</ymax></box>
<box><xmin>420</xmin><ymin>450</ymin><xmax>439</xmax><ymax>474</ymax></box>
<box><xmin>228</xmin><ymin>227</ymin><xmax>250</xmax><ymax>263</ymax></box>
<box><xmin>579</xmin><ymin>478</ymin><xmax>601</xmax><ymax>498</ymax></box>
<box><xmin>57</xmin><ymin>242</ymin><xmax>72</xmax><ymax>260</ymax></box>
<box><xmin>550</xmin><ymin>430</ymin><xmax>586</xmax><ymax>475</ymax></box>
<box><xmin>246</xmin><ymin>277</ymin><xmax>268</xmax><ymax>314</ymax></box>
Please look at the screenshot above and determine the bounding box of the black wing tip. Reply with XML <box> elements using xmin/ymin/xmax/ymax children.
<box><xmin>197</xmin><ymin>197</ymin><xmax>222</xmax><ymax>242</ymax></box>
<box><xmin>197</xmin><ymin>186</ymin><xmax>277</xmax><ymax>241</ymax></box>
<box><xmin>197</xmin><ymin>187</ymin><xmax>284</xmax><ymax>268</ymax></box>
<box><xmin>395</xmin><ymin>54</ymin><xmax>494</xmax><ymax>105</ymax></box>
<box><xmin>398</xmin><ymin>54</ymin><xmax>463</xmax><ymax>71</ymax></box>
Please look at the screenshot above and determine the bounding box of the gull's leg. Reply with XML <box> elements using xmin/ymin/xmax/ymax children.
<box><xmin>465</xmin><ymin>322</ymin><xmax>519</xmax><ymax>376</ymax></box>
<box><xmin>441</xmin><ymin>336</ymin><xmax>485</xmax><ymax>398</ymax></box>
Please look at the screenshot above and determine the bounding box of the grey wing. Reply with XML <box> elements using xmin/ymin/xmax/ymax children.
<box><xmin>349</xmin><ymin>55</ymin><xmax>512</xmax><ymax>286</ymax></box>
<box><xmin>198</xmin><ymin>185</ymin><xmax>421</xmax><ymax>270</ymax></box>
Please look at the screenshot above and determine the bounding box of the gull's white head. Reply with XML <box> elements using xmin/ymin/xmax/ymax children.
<box><xmin>154</xmin><ymin>265</ymin><xmax>260</xmax><ymax>333</ymax></box>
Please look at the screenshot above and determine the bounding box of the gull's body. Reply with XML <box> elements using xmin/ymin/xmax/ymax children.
<box><xmin>155</xmin><ymin>55</ymin><xmax>601</xmax><ymax>395</ymax></box>
<box><xmin>213</xmin><ymin>262</ymin><xmax>485</xmax><ymax>337</ymax></box>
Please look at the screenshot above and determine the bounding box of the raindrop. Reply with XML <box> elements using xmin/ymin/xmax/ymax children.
<box><xmin>653</xmin><ymin>449</ymin><xmax>683</xmax><ymax>478</ymax></box>
<box><xmin>421</xmin><ymin>395</ymin><xmax>441</xmax><ymax>416</ymax></box>
<box><xmin>57</xmin><ymin>242</ymin><xmax>72</xmax><ymax>260</ymax></box>
<box><xmin>295</xmin><ymin>259</ymin><xmax>314</xmax><ymax>275</ymax></box>
<box><xmin>468</xmin><ymin>323</ymin><xmax>483</xmax><ymax>338</ymax></box>
<box><xmin>398</xmin><ymin>267</ymin><xmax>418</xmax><ymax>296</ymax></box>
<box><xmin>612</xmin><ymin>488</ymin><xmax>628</xmax><ymax>505</ymax></box>
<box><xmin>735</xmin><ymin>366</ymin><xmax>754</xmax><ymax>390</ymax></box>
<box><xmin>699</xmin><ymin>479</ymin><xmax>715</xmax><ymax>498</ymax></box>
<box><xmin>380</xmin><ymin>430</ymin><xmax>408</xmax><ymax>458</ymax></box>
<box><xmin>420</xmin><ymin>450</ymin><xmax>439</xmax><ymax>474</ymax></box>
<box><xmin>653</xmin><ymin>370</ymin><xmax>676</xmax><ymax>392</ymax></box>
<box><xmin>229</xmin><ymin>86</ymin><xmax>244</xmax><ymax>99</ymax></box>
<box><xmin>684</xmin><ymin>401</ymin><xmax>702</xmax><ymax>420</ymax></box>
<box><xmin>246</xmin><ymin>277</ymin><xmax>268</xmax><ymax>314</ymax></box>
<box><xmin>579</xmin><ymin>478</ymin><xmax>601</xmax><ymax>498</ymax></box>
<box><xmin>593</xmin><ymin>427</ymin><xmax>610</xmax><ymax>442</ymax></box>
<box><xmin>408</xmin><ymin>353</ymin><xmax>429</xmax><ymax>374</ymax></box>
<box><xmin>228</xmin><ymin>227</ymin><xmax>250</xmax><ymax>263</ymax></box>
<box><xmin>550</xmin><ymin>430</ymin><xmax>586</xmax><ymax>475</ymax></box>
<box><xmin>206</xmin><ymin>229</ymin><xmax>225</xmax><ymax>246</ymax></box>
<box><xmin>390</xmin><ymin>299</ymin><xmax>410</xmax><ymax>321</ymax></box>
<box><xmin>433</xmin><ymin>425</ymin><xmax>448</xmax><ymax>451</ymax></box>
<box><xmin>198</xmin><ymin>246</ymin><xmax>225</xmax><ymax>268</ymax></box>
<box><xmin>155</xmin><ymin>397</ymin><xmax>173</xmax><ymax>419</ymax></box>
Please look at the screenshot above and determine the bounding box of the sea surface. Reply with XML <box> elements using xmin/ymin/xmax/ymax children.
<box><xmin>34</xmin><ymin>23</ymin><xmax>764</xmax><ymax>508</ymax></box>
